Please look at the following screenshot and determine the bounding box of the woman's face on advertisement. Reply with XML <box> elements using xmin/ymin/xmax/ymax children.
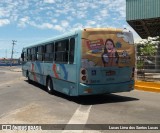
<box><xmin>106</xmin><ymin>41</ymin><xmax>114</xmax><ymax>51</ymax></box>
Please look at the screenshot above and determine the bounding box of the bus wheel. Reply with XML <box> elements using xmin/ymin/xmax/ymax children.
<box><xmin>27</xmin><ymin>72</ymin><xmax>31</xmax><ymax>83</ymax></box>
<box><xmin>47</xmin><ymin>78</ymin><xmax>54</xmax><ymax>94</ymax></box>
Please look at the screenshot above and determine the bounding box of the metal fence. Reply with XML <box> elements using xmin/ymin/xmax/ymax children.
<box><xmin>136</xmin><ymin>44</ymin><xmax>160</xmax><ymax>81</ymax></box>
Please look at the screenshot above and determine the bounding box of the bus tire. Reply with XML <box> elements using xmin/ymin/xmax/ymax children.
<box><xmin>27</xmin><ymin>71</ymin><xmax>31</xmax><ymax>83</ymax></box>
<box><xmin>46</xmin><ymin>78</ymin><xmax>54</xmax><ymax>94</ymax></box>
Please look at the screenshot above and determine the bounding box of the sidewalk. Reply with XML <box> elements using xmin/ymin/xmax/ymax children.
<box><xmin>0</xmin><ymin>66</ymin><xmax>22</xmax><ymax>72</ymax></box>
<box><xmin>135</xmin><ymin>80</ymin><xmax>160</xmax><ymax>93</ymax></box>
<box><xmin>9</xmin><ymin>66</ymin><xmax>22</xmax><ymax>72</ymax></box>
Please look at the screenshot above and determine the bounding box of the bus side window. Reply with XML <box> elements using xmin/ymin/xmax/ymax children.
<box><xmin>44</xmin><ymin>43</ymin><xmax>54</xmax><ymax>62</ymax></box>
<box><xmin>37</xmin><ymin>46</ymin><xmax>44</xmax><ymax>61</ymax></box>
<box><xmin>69</xmin><ymin>38</ymin><xmax>75</xmax><ymax>64</ymax></box>
<box><xmin>24</xmin><ymin>52</ymin><xmax>27</xmax><ymax>61</ymax></box>
<box><xmin>27</xmin><ymin>49</ymin><xmax>31</xmax><ymax>61</ymax></box>
<box><xmin>35</xmin><ymin>47</ymin><xmax>38</xmax><ymax>61</ymax></box>
<box><xmin>21</xmin><ymin>52</ymin><xmax>24</xmax><ymax>61</ymax></box>
<box><xmin>21</xmin><ymin>52</ymin><xmax>27</xmax><ymax>61</ymax></box>
<box><xmin>31</xmin><ymin>47</ymin><xmax>37</xmax><ymax>61</ymax></box>
<box><xmin>55</xmin><ymin>39</ymin><xmax>69</xmax><ymax>63</ymax></box>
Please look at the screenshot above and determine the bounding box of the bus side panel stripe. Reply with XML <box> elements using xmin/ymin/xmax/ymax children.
<box><xmin>36</xmin><ymin>62</ymin><xmax>44</xmax><ymax>84</ymax></box>
<box><xmin>60</xmin><ymin>64</ymin><xmax>68</xmax><ymax>80</ymax></box>
<box><xmin>53</xmin><ymin>64</ymin><xmax>59</xmax><ymax>79</ymax></box>
<box><xmin>32</xmin><ymin>63</ymin><xmax>38</xmax><ymax>82</ymax></box>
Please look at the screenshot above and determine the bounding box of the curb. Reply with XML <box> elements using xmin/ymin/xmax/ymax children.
<box><xmin>135</xmin><ymin>81</ymin><xmax>160</xmax><ymax>93</ymax></box>
<box><xmin>9</xmin><ymin>69</ymin><xmax>22</xmax><ymax>72</ymax></box>
<box><xmin>7</xmin><ymin>68</ymin><xmax>22</xmax><ymax>72</ymax></box>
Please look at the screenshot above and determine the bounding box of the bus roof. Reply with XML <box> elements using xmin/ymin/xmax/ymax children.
<box><xmin>83</xmin><ymin>28</ymin><xmax>122</xmax><ymax>32</ymax></box>
<box><xmin>23</xmin><ymin>28</ymin><xmax>125</xmax><ymax>49</ymax></box>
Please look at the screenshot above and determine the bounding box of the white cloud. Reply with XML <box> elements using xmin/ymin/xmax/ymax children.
<box><xmin>87</xmin><ymin>20</ymin><xmax>96</xmax><ymax>25</ymax></box>
<box><xmin>46</xmin><ymin>11</ymin><xmax>53</xmax><ymax>16</ymax></box>
<box><xmin>99</xmin><ymin>9</ymin><xmax>109</xmax><ymax>17</ymax></box>
<box><xmin>0</xmin><ymin>0</ymin><xmax>129</xmax><ymax>33</ymax></box>
<box><xmin>34</xmin><ymin>22</ymin><xmax>53</xmax><ymax>29</ymax></box>
<box><xmin>10</xmin><ymin>14</ymin><xmax>19</xmax><ymax>21</ymax></box>
<box><xmin>108</xmin><ymin>0</ymin><xmax>126</xmax><ymax>18</ymax></box>
<box><xmin>41</xmin><ymin>23</ymin><xmax>53</xmax><ymax>29</ymax></box>
<box><xmin>52</xmin><ymin>19</ymin><xmax>57</xmax><ymax>23</ymax></box>
<box><xmin>72</xmin><ymin>23</ymin><xmax>83</xmax><ymax>30</ymax></box>
<box><xmin>77</xmin><ymin>2</ymin><xmax>89</xmax><ymax>10</ymax></box>
<box><xmin>54</xmin><ymin>25</ymin><xmax>63</xmax><ymax>32</ymax></box>
<box><xmin>0</xmin><ymin>8</ymin><xmax>10</xmax><ymax>17</ymax></box>
<box><xmin>94</xmin><ymin>15</ymin><xmax>103</xmax><ymax>21</ymax></box>
<box><xmin>0</xmin><ymin>19</ymin><xmax>10</xmax><ymax>27</ymax></box>
<box><xmin>61</xmin><ymin>20</ymin><xmax>69</xmax><ymax>28</ymax></box>
<box><xmin>44</xmin><ymin>0</ymin><xmax>55</xmax><ymax>4</ymax></box>
<box><xmin>76</xmin><ymin>11</ymin><xmax>88</xmax><ymax>19</ymax></box>
<box><xmin>18</xmin><ymin>16</ymin><xmax>30</xmax><ymax>27</ymax></box>
<box><xmin>66</xmin><ymin>16</ymin><xmax>74</xmax><ymax>21</ymax></box>
<box><xmin>28</xmin><ymin>20</ymin><xmax>68</xmax><ymax>32</ymax></box>
<box><xmin>29</xmin><ymin>21</ymin><xmax>64</xmax><ymax>32</ymax></box>
<box><xmin>98</xmin><ymin>0</ymin><xmax>110</xmax><ymax>5</ymax></box>
<box><xmin>0</xmin><ymin>47</ymin><xmax>5</xmax><ymax>50</ymax></box>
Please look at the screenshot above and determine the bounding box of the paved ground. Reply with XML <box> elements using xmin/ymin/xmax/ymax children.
<box><xmin>0</xmin><ymin>66</ymin><xmax>160</xmax><ymax>133</ymax></box>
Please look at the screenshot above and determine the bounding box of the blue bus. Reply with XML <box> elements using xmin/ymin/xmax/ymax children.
<box><xmin>21</xmin><ymin>28</ymin><xmax>135</xmax><ymax>96</ymax></box>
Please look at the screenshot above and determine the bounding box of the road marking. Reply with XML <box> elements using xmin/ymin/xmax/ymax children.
<box><xmin>62</xmin><ymin>105</ymin><xmax>93</xmax><ymax>133</ymax></box>
<box><xmin>67</xmin><ymin>105</ymin><xmax>92</xmax><ymax>124</ymax></box>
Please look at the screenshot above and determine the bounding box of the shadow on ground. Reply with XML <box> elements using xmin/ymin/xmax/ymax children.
<box><xmin>25</xmin><ymin>80</ymin><xmax>139</xmax><ymax>105</ymax></box>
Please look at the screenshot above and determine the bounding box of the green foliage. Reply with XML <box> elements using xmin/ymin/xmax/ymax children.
<box><xmin>137</xmin><ymin>61</ymin><xmax>144</xmax><ymax>69</ymax></box>
<box><xmin>136</xmin><ymin>36</ymin><xmax>160</xmax><ymax>70</ymax></box>
<box><xmin>139</xmin><ymin>39</ymin><xmax>158</xmax><ymax>56</ymax></box>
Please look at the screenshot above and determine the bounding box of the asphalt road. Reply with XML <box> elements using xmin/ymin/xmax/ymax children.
<box><xmin>0</xmin><ymin>66</ymin><xmax>160</xmax><ymax>133</ymax></box>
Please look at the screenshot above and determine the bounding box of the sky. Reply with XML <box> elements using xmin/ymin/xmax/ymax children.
<box><xmin>0</xmin><ymin>0</ymin><xmax>140</xmax><ymax>58</ymax></box>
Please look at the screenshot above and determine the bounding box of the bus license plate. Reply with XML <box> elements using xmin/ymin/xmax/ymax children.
<box><xmin>106</xmin><ymin>70</ymin><xmax>116</xmax><ymax>76</ymax></box>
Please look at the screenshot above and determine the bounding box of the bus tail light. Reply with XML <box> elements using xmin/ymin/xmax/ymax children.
<box><xmin>81</xmin><ymin>69</ymin><xmax>86</xmax><ymax>75</ymax></box>
<box><xmin>82</xmin><ymin>76</ymin><xmax>87</xmax><ymax>81</ymax></box>
<box><xmin>80</xmin><ymin>68</ymin><xmax>88</xmax><ymax>83</ymax></box>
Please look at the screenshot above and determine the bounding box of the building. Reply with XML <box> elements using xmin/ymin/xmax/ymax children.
<box><xmin>0</xmin><ymin>58</ymin><xmax>20</xmax><ymax>66</ymax></box>
<box><xmin>126</xmin><ymin>0</ymin><xmax>160</xmax><ymax>39</ymax></box>
<box><xmin>126</xmin><ymin>0</ymin><xmax>160</xmax><ymax>72</ymax></box>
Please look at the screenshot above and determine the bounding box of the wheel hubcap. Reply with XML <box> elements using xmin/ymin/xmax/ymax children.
<box><xmin>48</xmin><ymin>80</ymin><xmax>51</xmax><ymax>91</ymax></box>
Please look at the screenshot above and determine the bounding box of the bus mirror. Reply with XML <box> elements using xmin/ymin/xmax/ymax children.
<box><xmin>21</xmin><ymin>53</ymin><xmax>24</xmax><ymax>59</ymax></box>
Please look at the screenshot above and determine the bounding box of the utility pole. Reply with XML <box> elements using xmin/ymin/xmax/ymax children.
<box><xmin>10</xmin><ymin>40</ymin><xmax>17</xmax><ymax>67</ymax></box>
<box><xmin>5</xmin><ymin>49</ymin><xmax>7</xmax><ymax>58</ymax></box>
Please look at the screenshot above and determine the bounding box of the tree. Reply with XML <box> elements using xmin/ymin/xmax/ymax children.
<box><xmin>136</xmin><ymin>36</ymin><xmax>160</xmax><ymax>70</ymax></box>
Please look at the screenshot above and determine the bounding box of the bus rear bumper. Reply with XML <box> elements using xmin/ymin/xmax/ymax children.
<box><xmin>78</xmin><ymin>80</ymin><xmax>134</xmax><ymax>95</ymax></box>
